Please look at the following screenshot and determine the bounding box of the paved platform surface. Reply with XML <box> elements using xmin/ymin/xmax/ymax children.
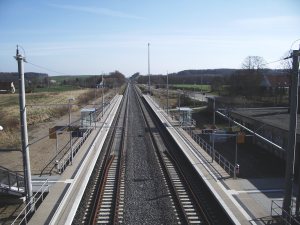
<box><xmin>28</xmin><ymin>95</ymin><xmax>123</xmax><ymax>225</ymax></box>
<box><xmin>144</xmin><ymin>95</ymin><xmax>283</xmax><ymax>225</ymax></box>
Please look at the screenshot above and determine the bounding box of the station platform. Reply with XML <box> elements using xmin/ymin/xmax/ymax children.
<box><xmin>28</xmin><ymin>95</ymin><xmax>123</xmax><ymax>225</ymax></box>
<box><xmin>144</xmin><ymin>95</ymin><xmax>283</xmax><ymax>225</ymax></box>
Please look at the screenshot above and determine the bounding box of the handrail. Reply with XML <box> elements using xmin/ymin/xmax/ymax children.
<box><xmin>216</xmin><ymin>110</ymin><xmax>285</xmax><ymax>153</ymax></box>
<box><xmin>271</xmin><ymin>200</ymin><xmax>300</xmax><ymax>225</ymax></box>
<box><xmin>181</xmin><ymin>126</ymin><xmax>236</xmax><ymax>178</ymax></box>
<box><xmin>11</xmin><ymin>179</ymin><xmax>49</xmax><ymax>225</ymax></box>
<box><xmin>148</xmin><ymin>95</ymin><xmax>236</xmax><ymax>178</ymax></box>
<box><xmin>56</xmin><ymin>96</ymin><xmax>118</xmax><ymax>174</ymax></box>
<box><xmin>0</xmin><ymin>166</ymin><xmax>25</xmax><ymax>194</ymax></box>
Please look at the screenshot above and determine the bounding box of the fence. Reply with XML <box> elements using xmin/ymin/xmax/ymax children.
<box><xmin>11</xmin><ymin>179</ymin><xmax>49</xmax><ymax>225</ymax></box>
<box><xmin>149</xmin><ymin>95</ymin><xmax>237</xmax><ymax>178</ymax></box>
<box><xmin>56</xmin><ymin>96</ymin><xmax>117</xmax><ymax>174</ymax></box>
<box><xmin>182</xmin><ymin>126</ymin><xmax>237</xmax><ymax>178</ymax></box>
<box><xmin>271</xmin><ymin>200</ymin><xmax>300</xmax><ymax>225</ymax></box>
<box><xmin>0</xmin><ymin>166</ymin><xmax>25</xmax><ymax>196</ymax></box>
<box><xmin>56</xmin><ymin>128</ymin><xmax>92</xmax><ymax>174</ymax></box>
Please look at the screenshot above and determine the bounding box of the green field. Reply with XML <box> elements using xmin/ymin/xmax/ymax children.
<box><xmin>171</xmin><ymin>84</ymin><xmax>211</xmax><ymax>92</ymax></box>
<box><xmin>50</xmin><ymin>75</ymin><xmax>94</xmax><ymax>83</ymax></box>
<box><xmin>33</xmin><ymin>85</ymin><xmax>83</xmax><ymax>93</ymax></box>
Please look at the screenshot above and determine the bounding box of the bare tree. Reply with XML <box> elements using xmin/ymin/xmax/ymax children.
<box><xmin>242</xmin><ymin>56</ymin><xmax>267</xmax><ymax>70</ymax></box>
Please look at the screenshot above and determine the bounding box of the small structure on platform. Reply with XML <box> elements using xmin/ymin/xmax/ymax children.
<box><xmin>81</xmin><ymin>108</ymin><xmax>96</xmax><ymax>128</ymax></box>
<box><xmin>0</xmin><ymin>82</ymin><xmax>15</xmax><ymax>94</ymax></box>
<box><xmin>177</xmin><ymin>107</ymin><xmax>193</xmax><ymax>126</ymax></box>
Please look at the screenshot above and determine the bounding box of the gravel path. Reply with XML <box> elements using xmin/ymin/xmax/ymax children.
<box><xmin>123</xmin><ymin>85</ymin><xmax>177</xmax><ymax>225</ymax></box>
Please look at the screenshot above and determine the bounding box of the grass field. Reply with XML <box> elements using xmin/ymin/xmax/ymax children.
<box><xmin>50</xmin><ymin>75</ymin><xmax>94</xmax><ymax>83</ymax></box>
<box><xmin>33</xmin><ymin>85</ymin><xmax>83</xmax><ymax>93</ymax></box>
<box><xmin>0</xmin><ymin>89</ymin><xmax>93</xmax><ymax>148</ymax></box>
<box><xmin>171</xmin><ymin>84</ymin><xmax>211</xmax><ymax>92</ymax></box>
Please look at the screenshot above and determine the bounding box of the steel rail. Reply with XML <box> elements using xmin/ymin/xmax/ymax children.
<box><xmin>133</xmin><ymin>85</ymin><xmax>211</xmax><ymax>224</ymax></box>
<box><xmin>87</xmin><ymin>85</ymin><xmax>128</xmax><ymax>225</ymax></box>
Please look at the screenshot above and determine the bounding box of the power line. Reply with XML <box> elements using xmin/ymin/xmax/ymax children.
<box><xmin>26</xmin><ymin>61</ymin><xmax>70</xmax><ymax>76</ymax></box>
<box><xmin>290</xmin><ymin>38</ymin><xmax>300</xmax><ymax>51</ymax></box>
<box><xmin>262</xmin><ymin>58</ymin><xmax>288</xmax><ymax>67</ymax></box>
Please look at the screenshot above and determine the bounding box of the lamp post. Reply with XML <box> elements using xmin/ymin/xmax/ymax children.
<box><xmin>148</xmin><ymin>43</ymin><xmax>151</xmax><ymax>95</ymax></box>
<box><xmin>213</xmin><ymin>97</ymin><xmax>216</xmax><ymax>127</ymax></box>
<box><xmin>15</xmin><ymin>46</ymin><xmax>33</xmax><ymax>212</ymax></box>
<box><xmin>283</xmin><ymin>48</ymin><xmax>300</xmax><ymax>217</ymax></box>
<box><xmin>167</xmin><ymin>72</ymin><xmax>169</xmax><ymax>114</ymax></box>
<box><xmin>102</xmin><ymin>73</ymin><xmax>104</xmax><ymax>117</ymax></box>
<box><xmin>193</xmin><ymin>83</ymin><xmax>196</xmax><ymax>108</ymax></box>
<box><xmin>68</xmin><ymin>97</ymin><xmax>75</xmax><ymax>165</ymax></box>
<box><xmin>234</xmin><ymin>134</ymin><xmax>238</xmax><ymax>179</ymax></box>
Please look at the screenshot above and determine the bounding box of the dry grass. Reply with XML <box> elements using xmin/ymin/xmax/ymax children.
<box><xmin>0</xmin><ymin>89</ymin><xmax>98</xmax><ymax>148</ymax></box>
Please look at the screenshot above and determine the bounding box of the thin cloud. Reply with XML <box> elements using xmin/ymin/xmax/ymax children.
<box><xmin>47</xmin><ymin>3</ymin><xmax>145</xmax><ymax>20</ymax></box>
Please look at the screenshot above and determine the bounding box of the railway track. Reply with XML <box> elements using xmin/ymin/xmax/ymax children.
<box><xmin>79</xmin><ymin>86</ymin><xmax>129</xmax><ymax>225</ymax></box>
<box><xmin>76</xmin><ymin>83</ymin><xmax>232</xmax><ymax>225</ymax></box>
<box><xmin>134</xmin><ymin>85</ymin><xmax>213</xmax><ymax>225</ymax></box>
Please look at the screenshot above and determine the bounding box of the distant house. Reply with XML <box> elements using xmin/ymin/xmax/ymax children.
<box><xmin>260</xmin><ymin>74</ymin><xmax>290</xmax><ymax>93</ymax></box>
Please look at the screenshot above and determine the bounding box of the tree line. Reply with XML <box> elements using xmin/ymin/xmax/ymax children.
<box><xmin>133</xmin><ymin>56</ymin><xmax>291</xmax><ymax>100</ymax></box>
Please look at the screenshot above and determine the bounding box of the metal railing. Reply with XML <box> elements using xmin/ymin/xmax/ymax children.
<box><xmin>11</xmin><ymin>179</ymin><xmax>49</xmax><ymax>225</ymax></box>
<box><xmin>148</xmin><ymin>95</ymin><xmax>237</xmax><ymax>178</ymax></box>
<box><xmin>182</xmin><ymin>126</ymin><xmax>237</xmax><ymax>178</ymax></box>
<box><xmin>271</xmin><ymin>200</ymin><xmax>300</xmax><ymax>225</ymax></box>
<box><xmin>56</xmin><ymin>96</ymin><xmax>118</xmax><ymax>174</ymax></box>
<box><xmin>0</xmin><ymin>166</ymin><xmax>25</xmax><ymax>195</ymax></box>
<box><xmin>56</xmin><ymin>128</ymin><xmax>92</xmax><ymax>174</ymax></box>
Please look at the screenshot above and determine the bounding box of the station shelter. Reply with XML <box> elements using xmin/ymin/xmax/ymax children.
<box><xmin>177</xmin><ymin>107</ymin><xmax>193</xmax><ymax>126</ymax></box>
<box><xmin>81</xmin><ymin>108</ymin><xmax>96</xmax><ymax>128</ymax></box>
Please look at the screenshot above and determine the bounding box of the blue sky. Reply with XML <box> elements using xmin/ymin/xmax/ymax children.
<box><xmin>0</xmin><ymin>0</ymin><xmax>299</xmax><ymax>76</ymax></box>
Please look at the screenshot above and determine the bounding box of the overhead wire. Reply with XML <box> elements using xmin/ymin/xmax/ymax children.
<box><xmin>261</xmin><ymin>58</ymin><xmax>288</xmax><ymax>67</ymax></box>
<box><xmin>26</xmin><ymin>61</ymin><xmax>70</xmax><ymax>76</ymax></box>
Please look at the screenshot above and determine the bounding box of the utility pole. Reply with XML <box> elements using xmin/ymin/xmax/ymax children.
<box><xmin>234</xmin><ymin>134</ymin><xmax>238</xmax><ymax>179</ymax></box>
<box><xmin>94</xmin><ymin>76</ymin><xmax>97</xmax><ymax>107</ymax></box>
<box><xmin>15</xmin><ymin>46</ymin><xmax>33</xmax><ymax>212</ymax></box>
<box><xmin>282</xmin><ymin>49</ymin><xmax>300</xmax><ymax>218</ymax></box>
<box><xmin>193</xmin><ymin>83</ymin><xmax>196</xmax><ymax>108</ymax></box>
<box><xmin>102</xmin><ymin>73</ymin><xmax>104</xmax><ymax>117</ymax></box>
<box><xmin>213</xmin><ymin>97</ymin><xmax>216</xmax><ymax>126</ymax></box>
<box><xmin>178</xmin><ymin>90</ymin><xmax>181</xmax><ymax>123</ymax></box>
<box><xmin>167</xmin><ymin>72</ymin><xmax>169</xmax><ymax>114</ymax></box>
<box><xmin>148</xmin><ymin>43</ymin><xmax>151</xmax><ymax>95</ymax></box>
<box><xmin>68</xmin><ymin>98</ymin><xmax>74</xmax><ymax>165</ymax></box>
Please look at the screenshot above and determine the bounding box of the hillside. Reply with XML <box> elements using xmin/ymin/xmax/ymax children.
<box><xmin>0</xmin><ymin>72</ymin><xmax>48</xmax><ymax>82</ymax></box>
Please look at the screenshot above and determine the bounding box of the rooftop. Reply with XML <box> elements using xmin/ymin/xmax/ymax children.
<box><xmin>231</xmin><ymin>107</ymin><xmax>300</xmax><ymax>134</ymax></box>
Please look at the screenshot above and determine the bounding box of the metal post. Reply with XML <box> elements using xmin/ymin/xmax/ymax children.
<box><xmin>234</xmin><ymin>134</ymin><xmax>238</xmax><ymax>179</ymax></box>
<box><xmin>193</xmin><ymin>83</ymin><xmax>196</xmax><ymax>108</ymax></box>
<box><xmin>94</xmin><ymin>76</ymin><xmax>97</xmax><ymax>107</ymax></box>
<box><xmin>213</xmin><ymin>97</ymin><xmax>216</xmax><ymax>126</ymax></box>
<box><xmin>15</xmin><ymin>47</ymin><xmax>33</xmax><ymax>212</ymax></box>
<box><xmin>56</xmin><ymin>131</ymin><xmax>58</xmax><ymax>159</ymax></box>
<box><xmin>167</xmin><ymin>72</ymin><xmax>169</xmax><ymax>114</ymax></box>
<box><xmin>178</xmin><ymin>90</ymin><xmax>181</xmax><ymax>108</ymax></box>
<box><xmin>148</xmin><ymin>43</ymin><xmax>151</xmax><ymax>95</ymax></box>
<box><xmin>212</xmin><ymin>132</ymin><xmax>215</xmax><ymax>162</ymax></box>
<box><xmin>68</xmin><ymin>99</ymin><xmax>73</xmax><ymax>165</ymax></box>
<box><xmin>102</xmin><ymin>74</ymin><xmax>104</xmax><ymax>117</ymax></box>
<box><xmin>283</xmin><ymin>49</ymin><xmax>300</xmax><ymax>217</ymax></box>
<box><xmin>178</xmin><ymin>90</ymin><xmax>181</xmax><ymax>123</ymax></box>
